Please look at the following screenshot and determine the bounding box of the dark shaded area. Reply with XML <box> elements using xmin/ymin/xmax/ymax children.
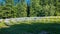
<box><xmin>26</xmin><ymin>0</ymin><xmax>30</xmax><ymax>17</ymax></box>
<box><xmin>27</xmin><ymin>6</ymin><xmax>30</xmax><ymax>17</ymax></box>
<box><xmin>0</xmin><ymin>23</ymin><xmax>60</xmax><ymax>34</ymax></box>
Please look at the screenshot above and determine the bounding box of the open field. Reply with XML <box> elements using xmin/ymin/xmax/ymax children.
<box><xmin>0</xmin><ymin>16</ymin><xmax>60</xmax><ymax>34</ymax></box>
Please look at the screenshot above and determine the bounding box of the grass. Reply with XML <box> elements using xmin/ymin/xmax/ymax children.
<box><xmin>0</xmin><ymin>17</ymin><xmax>60</xmax><ymax>34</ymax></box>
<box><xmin>0</xmin><ymin>22</ymin><xmax>60</xmax><ymax>34</ymax></box>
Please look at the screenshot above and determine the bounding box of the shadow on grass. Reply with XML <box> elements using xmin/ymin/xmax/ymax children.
<box><xmin>0</xmin><ymin>23</ymin><xmax>60</xmax><ymax>34</ymax></box>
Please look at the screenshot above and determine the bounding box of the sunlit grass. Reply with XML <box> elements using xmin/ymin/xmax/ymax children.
<box><xmin>0</xmin><ymin>16</ymin><xmax>60</xmax><ymax>28</ymax></box>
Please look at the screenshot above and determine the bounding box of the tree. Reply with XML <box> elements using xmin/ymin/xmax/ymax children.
<box><xmin>0</xmin><ymin>0</ymin><xmax>16</xmax><ymax>18</ymax></box>
<box><xmin>30</xmin><ymin>0</ymin><xmax>43</xmax><ymax>17</ymax></box>
<box><xmin>16</xmin><ymin>0</ymin><xmax>27</xmax><ymax>17</ymax></box>
<box><xmin>55</xmin><ymin>0</ymin><xmax>60</xmax><ymax>16</ymax></box>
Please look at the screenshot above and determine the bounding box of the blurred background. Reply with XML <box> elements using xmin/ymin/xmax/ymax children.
<box><xmin>0</xmin><ymin>0</ymin><xmax>60</xmax><ymax>19</ymax></box>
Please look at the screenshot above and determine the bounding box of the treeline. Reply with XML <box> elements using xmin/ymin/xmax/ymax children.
<box><xmin>0</xmin><ymin>0</ymin><xmax>60</xmax><ymax>19</ymax></box>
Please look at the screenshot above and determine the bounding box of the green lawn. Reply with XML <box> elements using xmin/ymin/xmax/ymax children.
<box><xmin>0</xmin><ymin>17</ymin><xmax>60</xmax><ymax>34</ymax></box>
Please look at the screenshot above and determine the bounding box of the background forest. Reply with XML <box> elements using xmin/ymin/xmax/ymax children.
<box><xmin>0</xmin><ymin>0</ymin><xmax>60</xmax><ymax>19</ymax></box>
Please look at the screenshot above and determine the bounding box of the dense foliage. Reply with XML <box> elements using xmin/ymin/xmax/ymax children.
<box><xmin>30</xmin><ymin>0</ymin><xmax>60</xmax><ymax>16</ymax></box>
<box><xmin>0</xmin><ymin>0</ymin><xmax>60</xmax><ymax>18</ymax></box>
<box><xmin>0</xmin><ymin>0</ymin><xmax>27</xmax><ymax>18</ymax></box>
